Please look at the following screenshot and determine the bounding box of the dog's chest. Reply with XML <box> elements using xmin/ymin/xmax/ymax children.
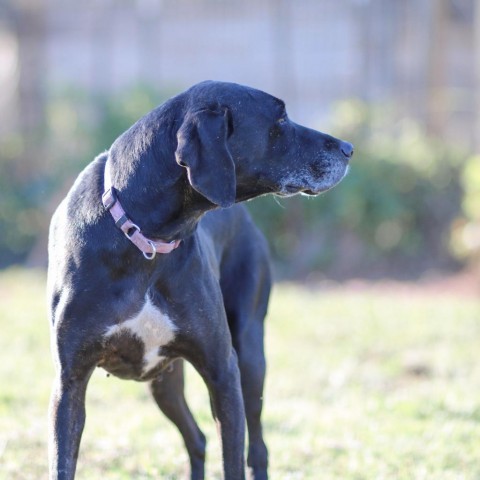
<box><xmin>100</xmin><ymin>296</ymin><xmax>177</xmax><ymax>380</ymax></box>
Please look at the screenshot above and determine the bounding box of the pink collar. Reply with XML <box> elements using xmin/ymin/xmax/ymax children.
<box><xmin>101</xmin><ymin>157</ymin><xmax>181</xmax><ymax>260</ymax></box>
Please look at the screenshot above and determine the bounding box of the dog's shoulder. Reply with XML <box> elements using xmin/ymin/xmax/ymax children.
<box><xmin>58</xmin><ymin>153</ymin><xmax>107</xmax><ymax>226</ymax></box>
<box><xmin>199</xmin><ymin>205</ymin><xmax>270</xmax><ymax>262</ymax></box>
<box><xmin>200</xmin><ymin>205</ymin><xmax>255</xmax><ymax>239</ymax></box>
<box><xmin>48</xmin><ymin>153</ymin><xmax>111</xmax><ymax>264</ymax></box>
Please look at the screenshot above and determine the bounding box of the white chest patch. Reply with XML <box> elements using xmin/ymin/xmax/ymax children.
<box><xmin>105</xmin><ymin>296</ymin><xmax>177</xmax><ymax>374</ymax></box>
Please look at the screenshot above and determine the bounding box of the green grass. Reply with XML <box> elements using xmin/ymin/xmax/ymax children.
<box><xmin>0</xmin><ymin>269</ymin><xmax>479</xmax><ymax>479</ymax></box>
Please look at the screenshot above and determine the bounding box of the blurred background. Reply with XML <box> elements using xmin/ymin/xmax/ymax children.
<box><xmin>1</xmin><ymin>0</ymin><xmax>480</xmax><ymax>281</ymax></box>
<box><xmin>1</xmin><ymin>3</ymin><xmax>480</xmax><ymax>478</ymax></box>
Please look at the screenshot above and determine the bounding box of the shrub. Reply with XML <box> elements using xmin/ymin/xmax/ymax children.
<box><xmin>450</xmin><ymin>155</ymin><xmax>480</xmax><ymax>264</ymax></box>
<box><xmin>247</xmin><ymin>100</ymin><xmax>465</xmax><ymax>279</ymax></box>
<box><xmin>0</xmin><ymin>91</ymin><xmax>467</xmax><ymax>278</ymax></box>
<box><xmin>0</xmin><ymin>85</ymin><xmax>171</xmax><ymax>266</ymax></box>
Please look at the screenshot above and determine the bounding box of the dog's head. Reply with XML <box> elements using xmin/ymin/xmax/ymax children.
<box><xmin>175</xmin><ymin>81</ymin><xmax>353</xmax><ymax>208</ymax></box>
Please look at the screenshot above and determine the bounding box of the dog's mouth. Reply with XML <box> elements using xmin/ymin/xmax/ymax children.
<box><xmin>276</xmin><ymin>184</ymin><xmax>304</xmax><ymax>197</ymax></box>
<box><xmin>278</xmin><ymin>164</ymin><xmax>350</xmax><ymax>197</ymax></box>
<box><xmin>277</xmin><ymin>185</ymin><xmax>325</xmax><ymax>197</ymax></box>
<box><xmin>302</xmin><ymin>189</ymin><xmax>321</xmax><ymax>197</ymax></box>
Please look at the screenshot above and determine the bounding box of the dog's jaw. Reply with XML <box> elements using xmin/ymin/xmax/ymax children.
<box><xmin>276</xmin><ymin>162</ymin><xmax>350</xmax><ymax>198</ymax></box>
<box><xmin>303</xmin><ymin>163</ymin><xmax>350</xmax><ymax>196</ymax></box>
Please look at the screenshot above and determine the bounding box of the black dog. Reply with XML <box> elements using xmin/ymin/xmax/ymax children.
<box><xmin>47</xmin><ymin>81</ymin><xmax>353</xmax><ymax>480</ymax></box>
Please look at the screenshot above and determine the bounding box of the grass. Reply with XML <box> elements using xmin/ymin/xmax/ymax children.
<box><xmin>0</xmin><ymin>268</ymin><xmax>479</xmax><ymax>479</ymax></box>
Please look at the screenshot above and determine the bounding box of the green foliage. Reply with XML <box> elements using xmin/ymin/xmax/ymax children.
<box><xmin>0</xmin><ymin>91</ymin><xmax>468</xmax><ymax>277</ymax></box>
<box><xmin>0</xmin><ymin>85</ymin><xmax>172</xmax><ymax>266</ymax></box>
<box><xmin>450</xmin><ymin>155</ymin><xmax>480</xmax><ymax>263</ymax></box>
<box><xmin>45</xmin><ymin>84</ymin><xmax>172</xmax><ymax>180</ymax></box>
<box><xmin>248</xmin><ymin>100</ymin><xmax>465</xmax><ymax>278</ymax></box>
<box><xmin>0</xmin><ymin>135</ymin><xmax>47</xmax><ymax>265</ymax></box>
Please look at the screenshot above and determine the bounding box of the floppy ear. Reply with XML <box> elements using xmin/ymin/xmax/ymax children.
<box><xmin>175</xmin><ymin>108</ymin><xmax>236</xmax><ymax>208</ymax></box>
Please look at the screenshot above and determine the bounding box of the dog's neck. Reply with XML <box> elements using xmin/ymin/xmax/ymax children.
<box><xmin>107</xmin><ymin>120</ymin><xmax>215</xmax><ymax>242</ymax></box>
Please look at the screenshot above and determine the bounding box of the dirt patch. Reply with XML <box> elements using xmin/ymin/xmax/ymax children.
<box><xmin>351</xmin><ymin>270</ymin><xmax>479</xmax><ymax>298</ymax></box>
<box><xmin>308</xmin><ymin>268</ymin><xmax>480</xmax><ymax>299</ymax></box>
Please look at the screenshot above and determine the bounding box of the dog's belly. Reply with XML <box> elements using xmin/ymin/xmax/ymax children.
<box><xmin>99</xmin><ymin>296</ymin><xmax>177</xmax><ymax>381</ymax></box>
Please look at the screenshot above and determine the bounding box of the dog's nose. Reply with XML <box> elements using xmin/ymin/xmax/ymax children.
<box><xmin>340</xmin><ymin>141</ymin><xmax>354</xmax><ymax>159</ymax></box>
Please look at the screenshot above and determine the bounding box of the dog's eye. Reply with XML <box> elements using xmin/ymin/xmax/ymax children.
<box><xmin>270</xmin><ymin>113</ymin><xmax>287</xmax><ymax>138</ymax></box>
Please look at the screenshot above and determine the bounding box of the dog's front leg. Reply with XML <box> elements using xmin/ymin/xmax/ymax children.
<box><xmin>174</xmin><ymin>277</ymin><xmax>246</xmax><ymax>479</ymax></box>
<box><xmin>196</xmin><ymin>348</ymin><xmax>246</xmax><ymax>480</ymax></box>
<box><xmin>48</xmin><ymin>363</ymin><xmax>94</xmax><ymax>480</ymax></box>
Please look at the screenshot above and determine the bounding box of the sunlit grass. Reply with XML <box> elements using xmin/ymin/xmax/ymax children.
<box><xmin>0</xmin><ymin>269</ymin><xmax>479</xmax><ymax>479</ymax></box>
